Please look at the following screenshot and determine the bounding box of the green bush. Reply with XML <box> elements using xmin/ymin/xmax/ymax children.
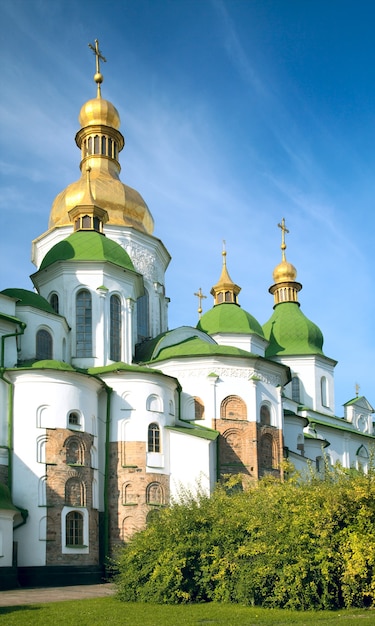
<box><xmin>114</xmin><ymin>463</ymin><xmax>375</xmax><ymax>609</ymax></box>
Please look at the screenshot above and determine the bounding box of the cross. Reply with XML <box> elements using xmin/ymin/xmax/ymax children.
<box><xmin>88</xmin><ymin>39</ymin><xmax>107</xmax><ymax>76</ymax></box>
<box><xmin>277</xmin><ymin>217</ymin><xmax>289</xmax><ymax>260</ymax></box>
<box><xmin>194</xmin><ymin>287</ymin><xmax>207</xmax><ymax>318</ymax></box>
<box><xmin>355</xmin><ymin>383</ymin><xmax>360</xmax><ymax>397</ymax></box>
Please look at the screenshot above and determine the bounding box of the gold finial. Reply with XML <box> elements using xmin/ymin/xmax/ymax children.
<box><xmin>222</xmin><ymin>239</ymin><xmax>227</xmax><ymax>262</ymax></box>
<box><xmin>88</xmin><ymin>39</ymin><xmax>107</xmax><ymax>97</ymax></box>
<box><xmin>194</xmin><ymin>287</ymin><xmax>207</xmax><ymax>319</ymax></box>
<box><xmin>355</xmin><ymin>383</ymin><xmax>360</xmax><ymax>397</ymax></box>
<box><xmin>277</xmin><ymin>217</ymin><xmax>289</xmax><ymax>261</ymax></box>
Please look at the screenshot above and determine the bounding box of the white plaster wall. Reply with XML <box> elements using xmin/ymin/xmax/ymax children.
<box><xmin>15</xmin><ymin>308</ymin><xmax>70</xmax><ymax>363</ymax></box>
<box><xmin>210</xmin><ymin>332</ymin><xmax>267</xmax><ymax>357</ymax></box>
<box><xmin>169</xmin><ymin>430</ymin><xmax>215</xmax><ymax>500</ymax></box>
<box><xmin>9</xmin><ymin>370</ymin><xmax>102</xmax><ymax>566</ymax></box>
<box><xmin>154</xmin><ymin>356</ymin><xmax>286</xmax><ymax>430</ymax></box>
<box><xmin>275</xmin><ymin>355</ymin><xmax>335</xmax><ymax>414</ymax></box>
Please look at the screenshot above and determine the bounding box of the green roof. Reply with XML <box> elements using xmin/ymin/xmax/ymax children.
<box><xmin>0</xmin><ymin>483</ymin><xmax>20</xmax><ymax>512</ymax></box>
<box><xmin>31</xmin><ymin>360</ymin><xmax>76</xmax><ymax>371</ymax></box>
<box><xmin>149</xmin><ymin>336</ymin><xmax>257</xmax><ymax>362</ymax></box>
<box><xmin>262</xmin><ymin>302</ymin><xmax>324</xmax><ymax>357</ymax></box>
<box><xmin>39</xmin><ymin>231</ymin><xmax>134</xmax><ymax>272</ymax></box>
<box><xmin>165</xmin><ymin>425</ymin><xmax>219</xmax><ymax>441</ymax></box>
<box><xmin>1</xmin><ymin>288</ymin><xmax>56</xmax><ymax>314</ymax></box>
<box><xmin>197</xmin><ymin>303</ymin><xmax>264</xmax><ymax>337</ymax></box>
<box><xmin>88</xmin><ymin>362</ymin><xmax>164</xmax><ymax>376</ymax></box>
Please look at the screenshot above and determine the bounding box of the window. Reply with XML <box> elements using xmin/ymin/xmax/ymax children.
<box><xmin>148</xmin><ymin>423</ymin><xmax>160</xmax><ymax>453</ymax></box>
<box><xmin>110</xmin><ymin>294</ymin><xmax>122</xmax><ymax>361</ymax></box>
<box><xmin>321</xmin><ymin>376</ymin><xmax>329</xmax><ymax>407</ymax></box>
<box><xmin>36</xmin><ymin>329</ymin><xmax>53</xmax><ymax>360</ymax></box>
<box><xmin>146</xmin><ymin>482</ymin><xmax>163</xmax><ymax>505</ymax></box>
<box><xmin>76</xmin><ymin>290</ymin><xmax>92</xmax><ymax>357</ymax></box>
<box><xmin>291</xmin><ymin>376</ymin><xmax>300</xmax><ymax>403</ymax></box>
<box><xmin>68</xmin><ymin>411</ymin><xmax>80</xmax><ymax>427</ymax></box>
<box><xmin>194</xmin><ymin>397</ymin><xmax>205</xmax><ymax>420</ymax></box>
<box><xmin>260</xmin><ymin>434</ymin><xmax>274</xmax><ymax>469</ymax></box>
<box><xmin>137</xmin><ymin>291</ymin><xmax>149</xmax><ymax>343</ymax></box>
<box><xmin>65</xmin><ymin>437</ymin><xmax>84</xmax><ymax>465</ymax></box>
<box><xmin>146</xmin><ymin>394</ymin><xmax>162</xmax><ymax>412</ymax></box>
<box><xmin>50</xmin><ymin>293</ymin><xmax>59</xmax><ymax>314</ymax></box>
<box><xmin>220</xmin><ymin>395</ymin><xmax>247</xmax><ymax>420</ymax></box>
<box><xmin>66</xmin><ymin>511</ymin><xmax>84</xmax><ymax>546</ymax></box>
<box><xmin>65</xmin><ymin>478</ymin><xmax>85</xmax><ymax>507</ymax></box>
<box><xmin>260</xmin><ymin>405</ymin><xmax>271</xmax><ymax>426</ymax></box>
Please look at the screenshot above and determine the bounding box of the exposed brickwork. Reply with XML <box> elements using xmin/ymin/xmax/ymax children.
<box><xmin>0</xmin><ymin>466</ymin><xmax>8</xmax><ymax>486</ymax></box>
<box><xmin>215</xmin><ymin>399</ymin><xmax>283</xmax><ymax>485</ymax></box>
<box><xmin>45</xmin><ymin>428</ymin><xmax>98</xmax><ymax>566</ymax></box>
<box><xmin>257</xmin><ymin>424</ymin><xmax>283</xmax><ymax>479</ymax></box>
<box><xmin>108</xmin><ymin>441</ymin><xmax>170</xmax><ymax>554</ymax></box>
<box><xmin>220</xmin><ymin>395</ymin><xmax>247</xmax><ymax>420</ymax></box>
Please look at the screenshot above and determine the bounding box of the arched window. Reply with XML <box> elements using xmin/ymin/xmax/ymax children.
<box><xmin>110</xmin><ymin>294</ymin><xmax>122</xmax><ymax>361</ymax></box>
<box><xmin>148</xmin><ymin>423</ymin><xmax>160</xmax><ymax>453</ymax></box>
<box><xmin>76</xmin><ymin>290</ymin><xmax>92</xmax><ymax>357</ymax></box>
<box><xmin>94</xmin><ymin>135</ymin><xmax>100</xmax><ymax>154</ymax></box>
<box><xmin>121</xmin><ymin>516</ymin><xmax>135</xmax><ymax>540</ymax></box>
<box><xmin>66</xmin><ymin>511</ymin><xmax>84</xmax><ymax>546</ymax></box>
<box><xmin>146</xmin><ymin>482</ymin><xmax>163</xmax><ymax>505</ymax></box>
<box><xmin>101</xmin><ymin>136</ymin><xmax>106</xmax><ymax>155</ymax></box>
<box><xmin>321</xmin><ymin>376</ymin><xmax>329</xmax><ymax>407</ymax></box>
<box><xmin>122</xmin><ymin>483</ymin><xmax>137</xmax><ymax>505</ymax></box>
<box><xmin>194</xmin><ymin>397</ymin><xmax>205</xmax><ymax>420</ymax></box>
<box><xmin>260</xmin><ymin>434</ymin><xmax>273</xmax><ymax>469</ymax></box>
<box><xmin>220</xmin><ymin>395</ymin><xmax>247</xmax><ymax>420</ymax></box>
<box><xmin>108</xmin><ymin>138</ymin><xmax>113</xmax><ymax>158</ymax></box>
<box><xmin>65</xmin><ymin>437</ymin><xmax>84</xmax><ymax>465</ymax></box>
<box><xmin>291</xmin><ymin>376</ymin><xmax>300</xmax><ymax>403</ymax></box>
<box><xmin>137</xmin><ymin>291</ymin><xmax>149</xmax><ymax>343</ymax></box>
<box><xmin>65</xmin><ymin>478</ymin><xmax>85</xmax><ymax>507</ymax></box>
<box><xmin>36</xmin><ymin>329</ymin><xmax>53</xmax><ymax>360</ymax></box>
<box><xmin>50</xmin><ymin>293</ymin><xmax>59</xmax><ymax>314</ymax></box>
<box><xmin>146</xmin><ymin>394</ymin><xmax>162</xmax><ymax>412</ymax></box>
<box><xmin>68</xmin><ymin>411</ymin><xmax>81</xmax><ymax>428</ymax></box>
<box><xmin>260</xmin><ymin>405</ymin><xmax>271</xmax><ymax>426</ymax></box>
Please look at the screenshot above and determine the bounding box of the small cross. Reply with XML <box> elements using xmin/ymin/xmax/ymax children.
<box><xmin>194</xmin><ymin>287</ymin><xmax>207</xmax><ymax>319</ymax></box>
<box><xmin>355</xmin><ymin>383</ymin><xmax>360</xmax><ymax>397</ymax></box>
<box><xmin>277</xmin><ymin>217</ymin><xmax>289</xmax><ymax>260</ymax></box>
<box><xmin>88</xmin><ymin>39</ymin><xmax>107</xmax><ymax>75</ymax></box>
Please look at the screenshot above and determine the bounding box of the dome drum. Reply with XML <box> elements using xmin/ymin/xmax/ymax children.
<box><xmin>75</xmin><ymin>125</ymin><xmax>124</xmax><ymax>167</ymax></box>
<box><xmin>269</xmin><ymin>280</ymin><xmax>302</xmax><ymax>306</ymax></box>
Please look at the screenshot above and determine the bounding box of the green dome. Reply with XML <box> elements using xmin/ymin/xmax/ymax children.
<box><xmin>40</xmin><ymin>231</ymin><xmax>134</xmax><ymax>272</ymax></box>
<box><xmin>262</xmin><ymin>302</ymin><xmax>324</xmax><ymax>357</ymax></box>
<box><xmin>1</xmin><ymin>288</ymin><xmax>56</xmax><ymax>314</ymax></box>
<box><xmin>197</xmin><ymin>303</ymin><xmax>264</xmax><ymax>338</ymax></box>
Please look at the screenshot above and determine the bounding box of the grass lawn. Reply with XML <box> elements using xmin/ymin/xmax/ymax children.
<box><xmin>0</xmin><ymin>597</ymin><xmax>374</xmax><ymax>625</ymax></box>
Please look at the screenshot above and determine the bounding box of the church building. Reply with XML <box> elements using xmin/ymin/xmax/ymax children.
<box><xmin>0</xmin><ymin>42</ymin><xmax>373</xmax><ymax>588</ymax></box>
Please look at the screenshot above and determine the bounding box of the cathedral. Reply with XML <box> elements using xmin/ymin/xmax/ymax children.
<box><xmin>1</xmin><ymin>43</ymin><xmax>374</xmax><ymax>589</ymax></box>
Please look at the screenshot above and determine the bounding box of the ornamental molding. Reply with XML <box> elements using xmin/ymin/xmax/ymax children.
<box><xmin>172</xmin><ymin>366</ymin><xmax>282</xmax><ymax>387</ymax></box>
<box><xmin>126</xmin><ymin>242</ymin><xmax>162</xmax><ymax>282</ymax></box>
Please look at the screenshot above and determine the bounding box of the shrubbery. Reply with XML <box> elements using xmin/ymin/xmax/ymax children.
<box><xmin>114</xmin><ymin>463</ymin><xmax>375</xmax><ymax>609</ymax></box>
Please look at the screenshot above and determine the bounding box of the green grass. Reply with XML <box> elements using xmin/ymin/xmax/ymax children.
<box><xmin>0</xmin><ymin>597</ymin><xmax>374</xmax><ymax>625</ymax></box>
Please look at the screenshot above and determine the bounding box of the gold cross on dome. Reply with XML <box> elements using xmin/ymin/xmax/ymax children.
<box><xmin>278</xmin><ymin>217</ymin><xmax>289</xmax><ymax>261</ymax></box>
<box><xmin>194</xmin><ymin>287</ymin><xmax>207</xmax><ymax>319</ymax></box>
<box><xmin>88</xmin><ymin>39</ymin><xmax>107</xmax><ymax>75</ymax></box>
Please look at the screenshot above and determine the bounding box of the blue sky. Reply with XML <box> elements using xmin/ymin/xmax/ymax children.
<box><xmin>1</xmin><ymin>0</ymin><xmax>375</xmax><ymax>412</ymax></box>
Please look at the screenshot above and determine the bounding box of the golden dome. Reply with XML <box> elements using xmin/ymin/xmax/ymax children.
<box><xmin>273</xmin><ymin>259</ymin><xmax>297</xmax><ymax>284</ymax></box>
<box><xmin>49</xmin><ymin>172</ymin><xmax>154</xmax><ymax>234</ymax></box>
<box><xmin>47</xmin><ymin>39</ymin><xmax>154</xmax><ymax>235</ymax></box>
<box><xmin>79</xmin><ymin>97</ymin><xmax>120</xmax><ymax>129</ymax></box>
